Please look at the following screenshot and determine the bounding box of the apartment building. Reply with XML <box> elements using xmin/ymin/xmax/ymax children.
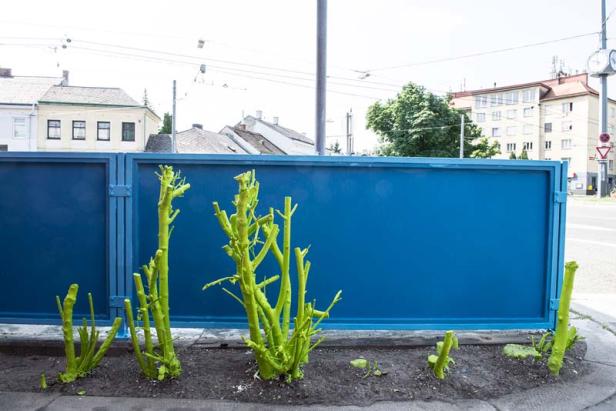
<box><xmin>451</xmin><ymin>73</ymin><xmax>616</xmax><ymax>194</ymax></box>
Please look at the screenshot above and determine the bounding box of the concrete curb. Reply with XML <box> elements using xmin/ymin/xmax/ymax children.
<box><xmin>1</xmin><ymin>305</ymin><xmax>615</xmax><ymax>410</ymax></box>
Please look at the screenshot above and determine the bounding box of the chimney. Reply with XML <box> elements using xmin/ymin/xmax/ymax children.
<box><xmin>62</xmin><ymin>70</ymin><xmax>69</xmax><ymax>86</ymax></box>
<box><xmin>192</xmin><ymin>123</ymin><xmax>203</xmax><ymax>129</ymax></box>
<box><xmin>0</xmin><ymin>68</ymin><xmax>12</xmax><ymax>78</ymax></box>
<box><xmin>272</xmin><ymin>116</ymin><xmax>279</xmax><ymax>125</ymax></box>
<box><xmin>256</xmin><ymin>110</ymin><xmax>263</xmax><ymax>119</ymax></box>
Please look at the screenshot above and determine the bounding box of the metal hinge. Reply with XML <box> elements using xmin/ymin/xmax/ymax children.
<box><xmin>109</xmin><ymin>295</ymin><xmax>128</xmax><ymax>308</ymax></box>
<box><xmin>553</xmin><ymin>191</ymin><xmax>566</xmax><ymax>203</ymax></box>
<box><xmin>550</xmin><ymin>298</ymin><xmax>560</xmax><ymax>310</ymax></box>
<box><xmin>109</xmin><ymin>185</ymin><xmax>131</xmax><ymax>197</ymax></box>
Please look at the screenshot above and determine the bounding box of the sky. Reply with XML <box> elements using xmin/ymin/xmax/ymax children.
<box><xmin>1</xmin><ymin>0</ymin><xmax>615</xmax><ymax>152</ymax></box>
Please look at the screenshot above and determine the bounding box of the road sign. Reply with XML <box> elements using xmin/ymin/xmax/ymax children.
<box><xmin>596</xmin><ymin>145</ymin><xmax>612</xmax><ymax>159</ymax></box>
<box><xmin>599</xmin><ymin>133</ymin><xmax>611</xmax><ymax>143</ymax></box>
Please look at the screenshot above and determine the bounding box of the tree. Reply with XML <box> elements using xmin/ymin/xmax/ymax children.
<box><xmin>328</xmin><ymin>141</ymin><xmax>342</xmax><ymax>154</ymax></box>
<box><xmin>519</xmin><ymin>148</ymin><xmax>529</xmax><ymax>159</ymax></box>
<box><xmin>142</xmin><ymin>88</ymin><xmax>151</xmax><ymax>107</ymax></box>
<box><xmin>366</xmin><ymin>83</ymin><xmax>500</xmax><ymax>158</ymax></box>
<box><xmin>159</xmin><ymin>112</ymin><xmax>172</xmax><ymax>134</ymax></box>
<box><xmin>509</xmin><ymin>151</ymin><xmax>517</xmax><ymax>160</ymax></box>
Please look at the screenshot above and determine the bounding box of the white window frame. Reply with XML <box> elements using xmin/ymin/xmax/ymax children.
<box><xmin>492</xmin><ymin>111</ymin><xmax>501</xmax><ymax>121</ymax></box>
<box><xmin>476</xmin><ymin>112</ymin><xmax>486</xmax><ymax>122</ymax></box>
<box><xmin>523</xmin><ymin>107</ymin><xmax>534</xmax><ymax>117</ymax></box>
<box><xmin>561</xmin><ymin>121</ymin><xmax>573</xmax><ymax>132</ymax></box>
<box><xmin>491</xmin><ymin>127</ymin><xmax>501</xmax><ymax>137</ymax></box>
<box><xmin>12</xmin><ymin>117</ymin><xmax>27</xmax><ymax>139</ymax></box>
<box><xmin>506</xmin><ymin>109</ymin><xmax>517</xmax><ymax>119</ymax></box>
<box><xmin>523</xmin><ymin>142</ymin><xmax>533</xmax><ymax>150</ymax></box>
<box><xmin>561</xmin><ymin>139</ymin><xmax>572</xmax><ymax>150</ymax></box>
<box><xmin>506</xmin><ymin>143</ymin><xmax>516</xmax><ymax>152</ymax></box>
<box><xmin>523</xmin><ymin>125</ymin><xmax>534</xmax><ymax>135</ymax></box>
<box><xmin>545</xmin><ymin>140</ymin><xmax>552</xmax><ymax>150</ymax></box>
<box><xmin>506</xmin><ymin>126</ymin><xmax>517</xmax><ymax>136</ymax></box>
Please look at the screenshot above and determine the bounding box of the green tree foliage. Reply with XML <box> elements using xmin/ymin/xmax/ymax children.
<box><xmin>366</xmin><ymin>83</ymin><xmax>500</xmax><ymax>158</ymax></box>
<box><xmin>159</xmin><ymin>112</ymin><xmax>172</xmax><ymax>134</ymax></box>
<box><xmin>509</xmin><ymin>151</ymin><xmax>517</xmax><ymax>160</ymax></box>
<box><xmin>328</xmin><ymin>141</ymin><xmax>342</xmax><ymax>154</ymax></box>
<box><xmin>519</xmin><ymin>148</ymin><xmax>529</xmax><ymax>159</ymax></box>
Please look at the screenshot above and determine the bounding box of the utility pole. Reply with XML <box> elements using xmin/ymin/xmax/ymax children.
<box><xmin>459</xmin><ymin>114</ymin><xmax>465</xmax><ymax>158</ymax></box>
<box><xmin>172</xmin><ymin>80</ymin><xmax>177</xmax><ymax>153</ymax></box>
<box><xmin>598</xmin><ymin>0</ymin><xmax>609</xmax><ymax>198</ymax></box>
<box><xmin>315</xmin><ymin>0</ymin><xmax>327</xmax><ymax>155</ymax></box>
<box><xmin>345</xmin><ymin>109</ymin><xmax>354</xmax><ymax>155</ymax></box>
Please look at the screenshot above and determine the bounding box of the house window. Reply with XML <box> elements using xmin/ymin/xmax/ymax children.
<box><xmin>611</xmin><ymin>107</ymin><xmax>616</xmax><ymax>117</ymax></box>
<box><xmin>523</xmin><ymin>142</ymin><xmax>533</xmax><ymax>150</ymax></box>
<box><xmin>122</xmin><ymin>122</ymin><xmax>135</xmax><ymax>141</ymax></box>
<box><xmin>476</xmin><ymin>112</ymin><xmax>486</xmax><ymax>122</ymax></box>
<box><xmin>97</xmin><ymin>122</ymin><xmax>110</xmax><ymax>141</ymax></box>
<box><xmin>491</xmin><ymin>127</ymin><xmax>501</xmax><ymax>137</ymax></box>
<box><xmin>504</xmin><ymin>91</ymin><xmax>518</xmax><ymax>105</ymax></box>
<box><xmin>561</xmin><ymin>139</ymin><xmax>572</xmax><ymax>149</ymax></box>
<box><xmin>492</xmin><ymin>111</ymin><xmax>501</xmax><ymax>121</ymax></box>
<box><xmin>562</xmin><ymin>102</ymin><xmax>573</xmax><ymax>113</ymax></box>
<box><xmin>72</xmin><ymin>121</ymin><xmax>86</xmax><ymax>140</ymax></box>
<box><xmin>545</xmin><ymin>140</ymin><xmax>552</xmax><ymax>150</ymax></box>
<box><xmin>47</xmin><ymin>120</ymin><xmax>61</xmax><ymax>139</ymax></box>
<box><xmin>13</xmin><ymin>117</ymin><xmax>27</xmax><ymax>138</ymax></box>
<box><xmin>544</xmin><ymin>123</ymin><xmax>552</xmax><ymax>133</ymax></box>
<box><xmin>561</xmin><ymin>157</ymin><xmax>571</xmax><ymax>164</ymax></box>
<box><xmin>523</xmin><ymin>125</ymin><xmax>534</xmax><ymax>135</ymax></box>
<box><xmin>609</xmin><ymin>159</ymin><xmax>614</xmax><ymax>170</ymax></box>
<box><xmin>506</xmin><ymin>109</ymin><xmax>517</xmax><ymax>119</ymax></box>
<box><xmin>545</xmin><ymin>157</ymin><xmax>551</xmax><ymax>160</ymax></box>
<box><xmin>506</xmin><ymin>143</ymin><xmax>516</xmax><ymax>152</ymax></box>
<box><xmin>0</xmin><ymin>144</ymin><xmax>7</xmax><ymax>151</ymax></box>
<box><xmin>506</xmin><ymin>126</ymin><xmax>517</xmax><ymax>136</ymax></box>
<box><xmin>490</xmin><ymin>94</ymin><xmax>500</xmax><ymax>107</ymax></box>
<box><xmin>522</xmin><ymin>89</ymin><xmax>536</xmax><ymax>103</ymax></box>
<box><xmin>475</xmin><ymin>95</ymin><xmax>488</xmax><ymax>108</ymax></box>
<box><xmin>523</xmin><ymin>107</ymin><xmax>534</xmax><ymax>117</ymax></box>
<box><xmin>562</xmin><ymin>121</ymin><xmax>573</xmax><ymax>131</ymax></box>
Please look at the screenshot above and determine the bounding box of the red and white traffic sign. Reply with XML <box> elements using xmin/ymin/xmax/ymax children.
<box><xmin>599</xmin><ymin>133</ymin><xmax>611</xmax><ymax>143</ymax></box>
<box><xmin>596</xmin><ymin>145</ymin><xmax>612</xmax><ymax>159</ymax></box>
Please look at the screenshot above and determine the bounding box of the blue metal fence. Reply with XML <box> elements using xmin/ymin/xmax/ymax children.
<box><xmin>0</xmin><ymin>152</ymin><xmax>568</xmax><ymax>331</ymax></box>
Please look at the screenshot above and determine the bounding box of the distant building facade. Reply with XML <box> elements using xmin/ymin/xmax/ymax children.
<box><xmin>237</xmin><ymin>111</ymin><xmax>316</xmax><ymax>155</ymax></box>
<box><xmin>0</xmin><ymin>68</ymin><xmax>64</xmax><ymax>151</ymax></box>
<box><xmin>451</xmin><ymin>73</ymin><xmax>616</xmax><ymax>194</ymax></box>
<box><xmin>37</xmin><ymin>85</ymin><xmax>159</xmax><ymax>152</ymax></box>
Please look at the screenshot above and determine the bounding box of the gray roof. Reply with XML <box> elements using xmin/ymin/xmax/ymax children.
<box><xmin>146</xmin><ymin>127</ymin><xmax>251</xmax><ymax>154</ymax></box>
<box><xmin>224</xmin><ymin>126</ymin><xmax>285</xmax><ymax>155</ymax></box>
<box><xmin>145</xmin><ymin>134</ymin><xmax>172</xmax><ymax>152</ymax></box>
<box><xmin>248</xmin><ymin>116</ymin><xmax>314</xmax><ymax>144</ymax></box>
<box><xmin>40</xmin><ymin>85</ymin><xmax>141</xmax><ymax>106</ymax></box>
<box><xmin>0</xmin><ymin>76</ymin><xmax>62</xmax><ymax>105</ymax></box>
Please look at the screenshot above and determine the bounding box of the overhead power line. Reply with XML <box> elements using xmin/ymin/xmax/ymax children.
<box><xmin>365</xmin><ymin>32</ymin><xmax>599</xmax><ymax>72</ymax></box>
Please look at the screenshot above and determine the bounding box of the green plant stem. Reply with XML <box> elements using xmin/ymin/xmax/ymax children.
<box><xmin>548</xmin><ymin>261</ymin><xmax>578</xmax><ymax>376</ymax></box>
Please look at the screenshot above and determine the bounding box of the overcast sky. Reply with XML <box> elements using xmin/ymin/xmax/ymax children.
<box><xmin>1</xmin><ymin>0</ymin><xmax>614</xmax><ymax>151</ymax></box>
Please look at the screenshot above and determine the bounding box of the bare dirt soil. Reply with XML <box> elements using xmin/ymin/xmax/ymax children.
<box><xmin>0</xmin><ymin>342</ymin><xmax>588</xmax><ymax>406</ymax></box>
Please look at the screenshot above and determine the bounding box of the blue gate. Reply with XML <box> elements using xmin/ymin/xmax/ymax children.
<box><xmin>0</xmin><ymin>152</ymin><xmax>568</xmax><ymax>330</ymax></box>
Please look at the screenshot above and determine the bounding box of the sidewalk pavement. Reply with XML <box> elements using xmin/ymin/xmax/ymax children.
<box><xmin>1</xmin><ymin>305</ymin><xmax>615</xmax><ymax>411</ymax></box>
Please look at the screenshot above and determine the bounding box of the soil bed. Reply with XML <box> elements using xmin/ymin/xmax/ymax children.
<box><xmin>0</xmin><ymin>342</ymin><xmax>588</xmax><ymax>406</ymax></box>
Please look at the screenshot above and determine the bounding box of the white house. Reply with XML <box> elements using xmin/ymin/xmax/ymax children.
<box><xmin>239</xmin><ymin>112</ymin><xmax>316</xmax><ymax>155</ymax></box>
<box><xmin>0</xmin><ymin>68</ymin><xmax>64</xmax><ymax>151</ymax></box>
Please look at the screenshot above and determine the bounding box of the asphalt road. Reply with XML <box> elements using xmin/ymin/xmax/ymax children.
<box><xmin>566</xmin><ymin>197</ymin><xmax>616</xmax><ymax>317</ymax></box>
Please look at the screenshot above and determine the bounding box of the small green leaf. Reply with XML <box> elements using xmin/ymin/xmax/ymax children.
<box><xmin>350</xmin><ymin>358</ymin><xmax>368</xmax><ymax>369</ymax></box>
<box><xmin>39</xmin><ymin>373</ymin><xmax>47</xmax><ymax>390</ymax></box>
<box><xmin>158</xmin><ymin>365</ymin><xmax>167</xmax><ymax>381</ymax></box>
<box><xmin>77</xmin><ymin>389</ymin><xmax>86</xmax><ymax>396</ymax></box>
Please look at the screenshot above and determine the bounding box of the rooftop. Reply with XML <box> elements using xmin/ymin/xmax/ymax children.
<box><xmin>224</xmin><ymin>126</ymin><xmax>285</xmax><ymax>155</ymax></box>
<box><xmin>0</xmin><ymin>76</ymin><xmax>63</xmax><ymax>105</ymax></box>
<box><xmin>39</xmin><ymin>85</ymin><xmax>141</xmax><ymax>106</ymax></box>
<box><xmin>146</xmin><ymin>127</ymin><xmax>251</xmax><ymax>154</ymax></box>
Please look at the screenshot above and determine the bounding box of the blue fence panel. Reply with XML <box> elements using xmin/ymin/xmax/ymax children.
<box><xmin>127</xmin><ymin>154</ymin><xmax>567</xmax><ymax>330</ymax></box>
<box><xmin>0</xmin><ymin>153</ymin><xmax>116</xmax><ymax>323</ymax></box>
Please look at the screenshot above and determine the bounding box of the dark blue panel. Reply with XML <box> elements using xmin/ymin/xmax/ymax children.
<box><xmin>129</xmin><ymin>155</ymin><xmax>560</xmax><ymax>329</ymax></box>
<box><xmin>0</xmin><ymin>157</ymin><xmax>109</xmax><ymax>320</ymax></box>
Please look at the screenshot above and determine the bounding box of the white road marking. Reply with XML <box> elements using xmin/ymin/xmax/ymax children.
<box><xmin>567</xmin><ymin>223</ymin><xmax>616</xmax><ymax>232</ymax></box>
<box><xmin>568</xmin><ymin>237</ymin><xmax>616</xmax><ymax>248</ymax></box>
